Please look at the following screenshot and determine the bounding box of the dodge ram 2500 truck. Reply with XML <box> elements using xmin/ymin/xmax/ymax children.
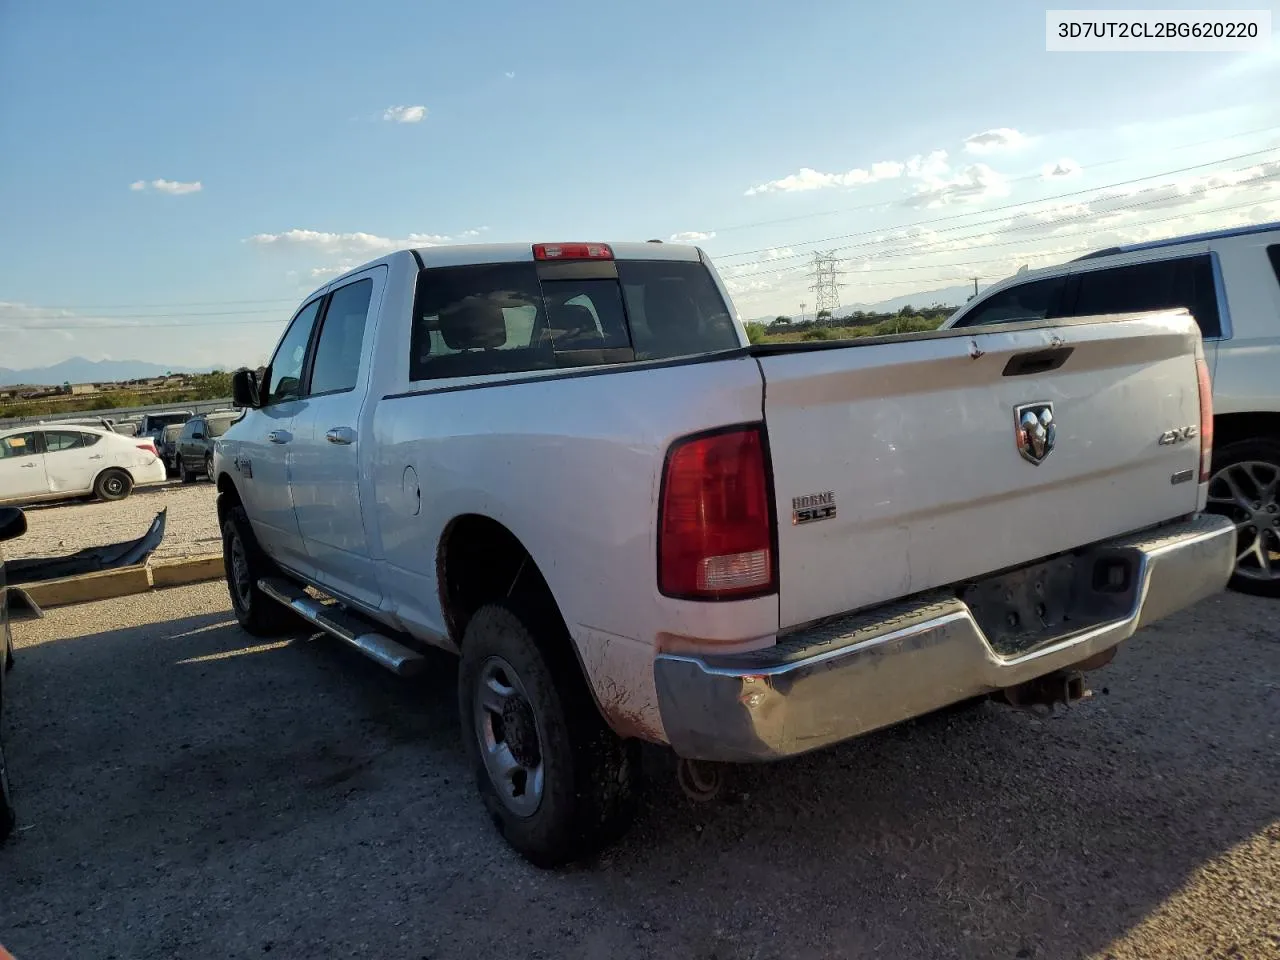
<box><xmin>213</xmin><ymin>240</ymin><xmax>1236</xmax><ymax>867</ymax></box>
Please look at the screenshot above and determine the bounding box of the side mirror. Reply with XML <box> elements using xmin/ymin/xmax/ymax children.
<box><xmin>0</xmin><ymin>507</ymin><xmax>27</xmax><ymax>543</ymax></box>
<box><xmin>231</xmin><ymin>368</ymin><xmax>261</xmax><ymax>409</ymax></box>
<box><xmin>191</xmin><ymin>431</ymin><xmax>205</xmax><ymax>441</ymax></box>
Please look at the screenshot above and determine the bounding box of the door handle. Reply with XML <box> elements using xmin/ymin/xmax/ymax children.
<box><xmin>21</xmin><ymin>462</ymin><xmax>36</xmax><ymax>468</ymax></box>
<box><xmin>88</xmin><ymin>454</ymin><xmax>103</xmax><ymax>460</ymax></box>
<box><xmin>267</xmin><ymin>430</ymin><xmax>290</xmax><ymax>444</ymax></box>
<box><xmin>325</xmin><ymin>427</ymin><xmax>356</xmax><ymax>445</ymax></box>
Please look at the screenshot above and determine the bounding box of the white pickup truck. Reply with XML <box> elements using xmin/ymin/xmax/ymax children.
<box><xmin>213</xmin><ymin>240</ymin><xmax>1236</xmax><ymax>866</ymax></box>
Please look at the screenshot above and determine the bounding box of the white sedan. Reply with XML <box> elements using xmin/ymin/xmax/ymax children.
<box><xmin>0</xmin><ymin>425</ymin><xmax>168</xmax><ymax>506</ymax></box>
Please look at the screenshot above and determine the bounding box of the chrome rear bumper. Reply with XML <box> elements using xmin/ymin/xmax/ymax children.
<box><xmin>654</xmin><ymin>514</ymin><xmax>1236</xmax><ymax>762</ymax></box>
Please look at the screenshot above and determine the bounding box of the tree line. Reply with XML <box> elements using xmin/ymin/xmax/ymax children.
<box><xmin>743</xmin><ymin>303</ymin><xmax>958</xmax><ymax>344</ymax></box>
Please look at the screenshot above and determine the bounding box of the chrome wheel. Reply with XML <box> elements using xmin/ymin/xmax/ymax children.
<box><xmin>1207</xmin><ymin>459</ymin><xmax>1280</xmax><ymax>582</ymax></box>
<box><xmin>103</xmin><ymin>476</ymin><xmax>125</xmax><ymax>497</ymax></box>
<box><xmin>472</xmin><ymin>656</ymin><xmax>545</xmax><ymax>818</ymax></box>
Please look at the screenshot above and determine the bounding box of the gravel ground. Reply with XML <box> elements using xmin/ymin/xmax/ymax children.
<box><xmin>1</xmin><ymin>583</ymin><xmax>1277</xmax><ymax>960</ymax></box>
<box><xmin>8</xmin><ymin>482</ymin><xmax>220</xmax><ymax>563</ymax></box>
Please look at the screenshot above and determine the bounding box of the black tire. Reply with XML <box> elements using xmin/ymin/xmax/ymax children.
<box><xmin>0</xmin><ymin>736</ymin><xmax>14</xmax><ymax>844</ymax></box>
<box><xmin>220</xmin><ymin>504</ymin><xmax>300</xmax><ymax>637</ymax></box>
<box><xmin>0</xmin><ymin>649</ymin><xmax>14</xmax><ymax>842</ymax></box>
<box><xmin>179</xmin><ymin>459</ymin><xmax>195</xmax><ymax>484</ymax></box>
<box><xmin>458</xmin><ymin>602</ymin><xmax>638</xmax><ymax>867</ymax></box>
<box><xmin>93</xmin><ymin>468</ymin><xmax>133</xmax><ymax>502</ymax></box>
<box><xmin>204</xmin><ymin>454</ymin><xmax>214</xmax><ymax>481</ymax></box>
<box><xmin>1206</xmin><ymin>438</ymin><xmax>1280</xmax><ymax>598</ymax></box>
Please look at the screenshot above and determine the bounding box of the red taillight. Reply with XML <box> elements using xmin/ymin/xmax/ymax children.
<box><xmin>532</xmin><ymin>242</ymin><xmax>613</xmax><ymax>261</ymax></box>
<box><xmin>137</xmin><ymin>441</ymin><xmax>157</xmax><ymax>456</ymax></box>
<box><xmin>658</xmin><ymin>426</ymin><xmax>776</xmax><ymax>600</ymax></box>
<box><xmin>1196</xmin><ymin>356</ymin><xmax>1213</xmax><ymax>483</ymax></box>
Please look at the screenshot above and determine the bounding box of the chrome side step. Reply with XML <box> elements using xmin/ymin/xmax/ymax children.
<box><xmin>257</xmin><ymin>577</ymin><xmax>426</xmax><ymax>678</ymax></box>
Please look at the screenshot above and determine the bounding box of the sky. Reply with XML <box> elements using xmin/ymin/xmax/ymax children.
<box><xmin>2</xmin><ymin>0</ymin><xmax>1279</xmax><ymax>372</ymax></box>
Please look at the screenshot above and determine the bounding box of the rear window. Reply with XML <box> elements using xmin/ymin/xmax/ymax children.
<box><xmin>1268</xmin><ymin>244</ymin><xmax>1280</xmax><ymax>288</ymax></box>
<box><xmin>206</xmin><ymin>416</ymin><xmax>237</xmax><ymax>438</ymax></box>
<box><xmin>409</xmin><ymin>259</ymin><xmax>739</xmax><ymax>382</ymax></box>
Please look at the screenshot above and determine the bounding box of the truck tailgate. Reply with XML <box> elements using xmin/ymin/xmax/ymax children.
<box><xmin>758</xmin><ymin>311</ymin><xmax>1206</xmax><ymax>630</ymax></box>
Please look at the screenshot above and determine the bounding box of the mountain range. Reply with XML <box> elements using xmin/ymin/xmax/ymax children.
<box><xmin>0</xmin><ymin>358</ymin><xmax>204</xmax><ymax>387</ymax></box>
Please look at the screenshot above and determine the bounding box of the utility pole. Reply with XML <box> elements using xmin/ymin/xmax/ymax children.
<box><xmin>810</xmin><ymin>250</ymin><xmax>844</xmax><ymax>320</ymax></box>
<box><xmin>970</xmin><ymin>276</ymin><xmax>980</xmax><ymax>300</ymax></box>
<box><xmin>799</xmin><ymin>301</ymin><xmax>806</xmax><ymax>323</ymax></box>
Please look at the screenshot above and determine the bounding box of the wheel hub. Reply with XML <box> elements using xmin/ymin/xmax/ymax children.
<box><xmin>473</xmin><ymin>656</ymin><xmax>545</xmax><ymax>817</ymax></box>
<box><xmin>501</xmin><ymin>694</ymin><xmax>541</xmax><ymax>769</ymax></box>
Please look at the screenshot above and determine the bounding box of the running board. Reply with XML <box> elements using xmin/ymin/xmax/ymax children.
<box><xmin>257</xmin><ymin>577</ymin><xmax>426</xmax><ymax>678</ymax></box>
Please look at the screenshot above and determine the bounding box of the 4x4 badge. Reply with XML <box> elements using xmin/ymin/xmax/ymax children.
<box><xmin>1014</xmin><ymin>401</ymin><xmax>1056</xmax><ymax>465</ymax></box>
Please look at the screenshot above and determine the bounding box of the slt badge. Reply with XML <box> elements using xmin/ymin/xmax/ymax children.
<box><xmin>1015</xmin><ymin>401</ymin><xmax>1056</xmax><ymax>465</ymax></box>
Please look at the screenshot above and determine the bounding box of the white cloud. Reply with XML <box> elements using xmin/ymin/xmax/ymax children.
<box><xmin>309</xmin><ymin>260</ymin><xmax>359</xmax><ymax>280</ymax></box>
<box><xmin>905</xmin><ymin>151</ymin><xmax>950</xmax><ymax>178</ymax></box>
<box><xmin>745</xmin><ymin>159</ymin><xmax>908</xmax><ymax>196</ymax></box>
<box><xmin>505</xmin><ymin>71</ymin><xmax>516</xmax><ymax>79</ymax></box>
<box><xmin>905</xmin><ymin>163</ymin><xmax>1010</xmax><ymax>208</ymax></box>
<box><xmin>669</xmin><ymin>230</ymin><xmax>716</xmax><ymax>242</ymax></box>
<box><xmin>458</xmin><ymin>226</ymin><xmax>490</xmax><ymax>239</ymax></box>
<box><xmin>963</xmin><ymin>128</ymin><xmax>1028</xmax><ymax>154</ymax></box>
<box><xmin>383</xmin><ymin>105</ymin><xmax>427</xmax><ymax>123</ymax></box>
<box><xmin>1042</xmin><ymin>158</ymin><xmax>1083</xmax><ymax>180</ymax></box>
<box><xmin>130</xmin><ymin>178</ymin><xmax>202</xmax><ymax>195</ymax></box>
<box><xmin>245</xmin><ymin>228</ymin><xmax>451</xmax><ymax>255</ymax></box>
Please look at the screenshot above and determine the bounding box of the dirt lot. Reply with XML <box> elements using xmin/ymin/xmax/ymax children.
<box><xmin>8</xmin><ymin>482</ymin><xmax>220</xmax><ymax>563</ymax></box>
<box><xmin>1</xmin><ymin>583</ymin><xmax>1277</xmax><ymax>960</ymax></box>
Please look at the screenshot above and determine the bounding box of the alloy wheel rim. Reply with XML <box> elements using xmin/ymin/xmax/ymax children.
<box><xmin>1206</xmin><ymin>459</ymin><xmax>1280</xmax><ymax>581</ymax></box>
<box><xmin>473</xmin><ymin>655</ymin><xmax>545</xmax><ymax>818</ymax></box>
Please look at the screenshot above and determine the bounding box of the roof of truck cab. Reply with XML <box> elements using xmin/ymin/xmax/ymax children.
<box><xmin>304</xmin><ymin>242</ymin><xmax>706</xmax><ymax>299</ymax></box>
<box><xmin>1073</xmin><ymin>219</ymin><xmax>1280</xmax><ymax>261</ymax></box>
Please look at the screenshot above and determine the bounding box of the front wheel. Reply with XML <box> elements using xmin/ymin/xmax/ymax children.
<box><xmin>179</xmin><ymin>459</ymin><xmax>195</xmax><ymax>484</ymax></box>
<box><xmin>1206</xmin><ymin>438</ymin><xmax>1280</xmax><ymax>598</ymax></box>
<box><xmin>458</xmin><ymin>603</ymin><xmax>638</xmax><ymax>867</ymax></box>
<box><xmin>220</xmin><ymin>504</ymin><xmax>300</xmax><ymax>637</ymax></box>
<box><xmin>93</xmin><ymin>468</ymin><xmax>133</xmax><ymax>502</ymax></box>
<box><xmin>204</xmin><ymin>454</ymin><xmax>214</xmax><ymax>480</ymax></box>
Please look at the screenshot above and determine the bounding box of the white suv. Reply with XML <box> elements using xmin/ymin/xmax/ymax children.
<box><xmin>943</xmin><ymin>220</ymin><xmax>1280</xmax><ymax>596</ymax></box>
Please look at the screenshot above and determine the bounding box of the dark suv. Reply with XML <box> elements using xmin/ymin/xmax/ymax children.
<box><xmin>176</xmin><ymin>411</ymin><xmax>241</xmax><ymax>482</ymax></box>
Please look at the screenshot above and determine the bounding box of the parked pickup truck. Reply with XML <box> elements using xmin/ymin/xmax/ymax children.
<box><xmin>213</xmin><ymin>240</ymin><xmax>1236</xmax><ymax>866</ymax></box>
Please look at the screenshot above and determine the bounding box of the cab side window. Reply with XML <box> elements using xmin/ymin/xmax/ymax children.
<box><xmin>952</xmin><ymin>276</ymin><xmax>1068</xmax><ymax>328</ymax></box>
<box><xmin>266</xmin><ymin>299</ymin><xmax>323</xmax><ymax>405</ymax></box>
<box><xmin>308</xmin><ymin>278</ymin><xmax>373</xmax><ymax>395</ymax></box>
<box><xmin>1073</xmin><ymin>255</ymin><xmax>1221</xmax><ymax>338</ymax></box>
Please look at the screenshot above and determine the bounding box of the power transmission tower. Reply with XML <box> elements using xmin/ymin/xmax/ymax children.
<box><xmin>809</xmin><ymin>250</ymin><xmax>844</xmax><ymax>319</ymax></box>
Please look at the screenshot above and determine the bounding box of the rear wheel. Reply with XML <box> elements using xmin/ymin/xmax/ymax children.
<box><xmin>1206</xmin><ymin>438</ymin><xmax>1280</xmax><ymax>598</ymax></box>
<box><xmin>458</xmin><ymin>603</ymin><xmax>638</xmax><ymax>867</ymax></box>
<box><xmin>220</xmin><ymin>504</ymin><xmax>300</xmax><ymax>637</ymax></box>
<box><xmin>94</xmin><ymin>468</ymin><xmax>133</xmax><ymax>502</ymax></box>
<box><xmin>0</xmin><ymin>732</ymin><xmax>14</xmax><ymax>843</ymax></box>
<box><xmin>204</xmin><ymin>454</ymin><xmax>214</xmax><ymax>480</ymax></box>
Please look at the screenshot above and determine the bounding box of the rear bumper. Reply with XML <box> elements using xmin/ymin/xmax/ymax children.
<box><xmin>132</xmin><ymin>459</ymin><xmax>169</xmax><ymax>486</ymax></box>
<box><xmin>653</xmin><ymin>514</ymin><xmax>1236</xmax><ymax>762</ymax></box>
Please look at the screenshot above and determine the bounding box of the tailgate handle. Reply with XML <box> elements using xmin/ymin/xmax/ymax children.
<box><xmin>1002</xmin><ymin>346</ymin><xmax>1074</xmax><ymax>377</ymax></box>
